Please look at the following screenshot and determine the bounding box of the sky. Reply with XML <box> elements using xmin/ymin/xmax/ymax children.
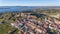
<box><xmin>0</xmin><ymin>0</ymin><xmax>60</xmax><ymax>6</ymax></box>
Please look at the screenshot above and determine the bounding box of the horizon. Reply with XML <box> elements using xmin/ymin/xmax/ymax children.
<box><xmin>0</xmin><ymin>0</ymin><xmax>60</xmax><ymax>6</ymax></box>
<box><xmin>0</xmin><ymin>6</ymin><xmax>60</xmax><ymax>7</ymax></box>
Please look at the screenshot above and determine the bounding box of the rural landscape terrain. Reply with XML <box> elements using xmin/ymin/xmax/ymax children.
<box><xmin>0</xmin><ymin>6</ymin><xmax>60</xmax><ymax>34</ymax></box>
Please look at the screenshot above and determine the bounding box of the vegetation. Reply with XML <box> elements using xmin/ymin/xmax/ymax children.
<box><xmin>34</xmin><ymin>9</ymin><xmax>60</xmax><ymax>15</ymax></box>
<box><xmin>0</xmin><ymin>24</ymin><xmax>17</xmax><ymax>34</ymax></box>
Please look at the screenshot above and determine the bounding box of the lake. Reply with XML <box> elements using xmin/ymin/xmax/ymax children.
<box><xmin>0</xmin><ymin>6</ymin><xmax>60</xmax><ymax>13</ymax></box>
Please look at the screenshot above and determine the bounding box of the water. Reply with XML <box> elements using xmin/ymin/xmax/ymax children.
<box><xmin>0</xmin><ymin>6</ymin><xmax>60</xmax><ymax>13</ymax></box>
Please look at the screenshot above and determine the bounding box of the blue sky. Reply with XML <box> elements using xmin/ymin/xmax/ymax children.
<box><xmin>0</xmin><ymin>0</ymin><xmax>60</xmax><ymax>6</ymax></box>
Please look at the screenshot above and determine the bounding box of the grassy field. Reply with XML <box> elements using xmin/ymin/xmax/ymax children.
<box><xmin>0</xmin><ymin>24</ymin><xmax>18</xmax><ymax>34</ymax></box>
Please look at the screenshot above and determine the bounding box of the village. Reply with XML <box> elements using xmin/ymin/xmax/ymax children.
<box><xmin>10</xmin><ymin>13</ymin><xmax>60</xmax><ymax>34</ymax></box>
